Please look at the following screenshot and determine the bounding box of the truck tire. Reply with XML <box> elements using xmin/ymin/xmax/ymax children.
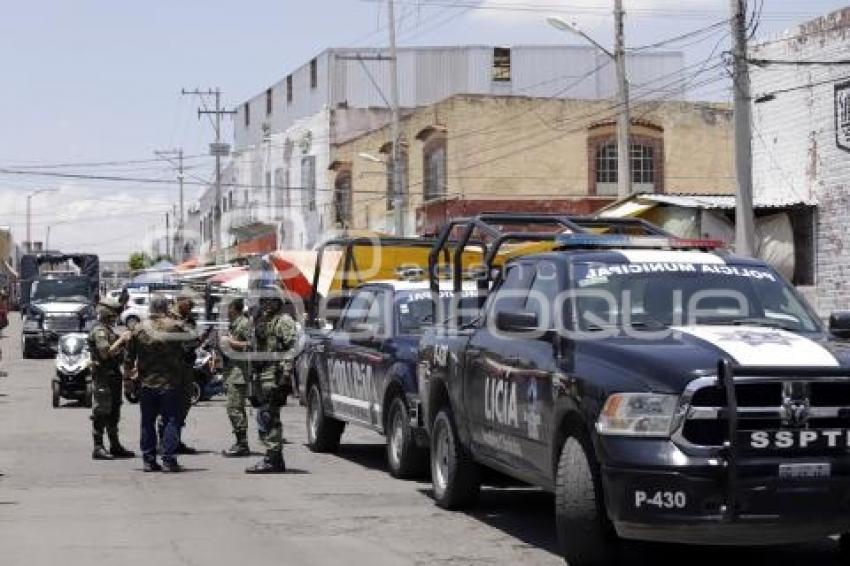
<box><xmin>190</xmin><ymin>381</ymin><xmax>202</xmax><ymax>405</ymax></box>
<box><xmin>51</xmin><ymin>381</ymin><xmax>61</xmax><ymax>408</ymax></box>
<box><xmin>386</xmin><ymin>395</ymin><xmax>427</xmax><ymax>479</ymax></box>
<box><xmin>431</xmin><ymin>407</ymin><xmax>479</xmax><ymax>509</ymax></box>
<box><xmin>306</xmin><ymin>383</ymin><xmax>344</xmax><ymax>453</ymax></box>
<box><xmin>125</xmin><ymin>316</ymin><xmax>140</xmax><ymax>329</ymax></box>
<box><xmin>22</xmin><ymin>336</ymin><xmax>34</xmax><ymax>359</ymax></box>
<box><xmin>555</xmin><ymin>435</ymin><xmax>618</xmax><ymax>566</ymax></box>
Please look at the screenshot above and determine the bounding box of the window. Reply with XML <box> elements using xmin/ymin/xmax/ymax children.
<box><xmin>386</xmin><ymin>146</ymin><xmax>408</xmax><ymax>210</ymax></box>
<box><xmin>524</xmin><ymin>261</ymin><xmax>561</xmax><ymax>326</ymax></box>
<box><xmin>265</xmin><ymin>172</ymin><xmax>272</xmax><ymax>206</ymax></box>
<box><xmin>244</xmin><ymin>102</ymin><xmax>250</xmax><ymax>127</ymax></box>
<box><xmin>266</xmin><ymin>88</ymin><xmax>273</xmax><ymax>115</ymax></box>
<box><xmin>286</xmin><ymin>75</ymin><xmax>293</xmax><ymax>104</ymax></box>
<box><xmin>340</xmin><ymin>290</ymin><xmax>374</xmax><ymax>331</ymax></box>
<box><xmin>423</xmin><ymin>137</ymin><xmax>447</xmax><ymax>201</ymax></box>
<box><xmin>301</xmin><ymin>156</ymin><xmax>316</xmax><ymax>211</ymax></box>
<box><xmin>592</xmin><ymin>138</ymin><xmax>661</xmax><ymax>195</ymax></box>
<box><xmin>492</xmin><ymin>47</ymin><xmax>511</xmax><ymax>82</ymax></box>
<box><xmin>310</xmin><ymin>58</ymin><xmax>318</xmax><ymax>89</ymax></box>
<box><xmin>488</xmin><ymin>263</ymin><xmax>534</xmax><ymax>318</ymax></box>
<box><xmin>228</xmin><ymin>192</ymin><xmax>233</xmax><ymax>210</ymax></box>
<box><xmin>335</xmin><ymin>171</ymin><xmax>352</xmax><ymax>227</ymax></box>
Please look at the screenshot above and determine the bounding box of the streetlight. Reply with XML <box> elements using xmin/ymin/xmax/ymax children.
<box><xmin>548</xmin><ymin>8</ymin><xmax>632</xmax><ymax>199</ymax></box>
<box><xmin>26</xmin><ymin>188</ymin><xmax>59</xmax><ymax>253</ymax></box>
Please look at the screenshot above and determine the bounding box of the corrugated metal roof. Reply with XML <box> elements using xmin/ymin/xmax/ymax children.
<box><xmin>635</xmin><ymin>193</ymin><xmax>812</xmax><ymax>209</ymax></box>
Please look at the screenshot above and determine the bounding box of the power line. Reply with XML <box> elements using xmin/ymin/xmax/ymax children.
<box><xmin>1</xmin><ymin>154</ymin><xmax>211</xmax><ymax>170</ymax></box>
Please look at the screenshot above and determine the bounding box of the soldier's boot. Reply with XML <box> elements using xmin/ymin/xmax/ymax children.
<box><xmin>245</xmin><ymin>451</ymin><xmax>286</xmax><ymax>474</ymax></box>
<box><xmin>108</xmin><ymin>429</ymin><xmax>136</xmax><ymax>459</ymax></box>
<box><xmin>92</xmin><ymin>430</ymin><xmax>113</xmax><ymax>460</ymax></box>
<box><xmin>222</xmin><ymin>432</ymin><xmax>250</xmax><ymax>458</ymax></box>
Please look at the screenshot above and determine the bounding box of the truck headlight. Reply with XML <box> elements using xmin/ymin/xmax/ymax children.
<box><xmin>596</xmin><ymin>393</ymin><xmax>680</xmax><ymax>437</ymax></box>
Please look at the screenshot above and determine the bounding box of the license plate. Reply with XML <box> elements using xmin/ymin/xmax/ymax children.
<box><xmin>778</xmin><ymin>463</ymin><xmax>831</xmax><ymax>479</ymax></box>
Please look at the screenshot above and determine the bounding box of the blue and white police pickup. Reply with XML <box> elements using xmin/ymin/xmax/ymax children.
<box><xmin>418</xmin><ymin>233</ymin><xmax>850</xmax><ymax>565</ymax></box>
<box><xmin>298</xmin><ymin>279</ymin><xmax>476</xmax><ymax>478</ymax></box>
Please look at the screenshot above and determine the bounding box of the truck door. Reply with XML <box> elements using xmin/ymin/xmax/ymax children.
<box><xmin>466</xmin><ymin>262</ymin><xmax>535</xmax><ymax>472</ymax></box>
<box><xmin>327</xmin><ymin>287</ymin><xmax>389</xmax><ymax>428</ymax></box>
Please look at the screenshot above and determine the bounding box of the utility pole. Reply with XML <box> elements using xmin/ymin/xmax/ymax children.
<box><xmin>182</xmin><ymin>88</ymin><xmax>235</xmax><ymax>257</ymax></box>
<box><xmin>165</xmin><ymin>212</ymin><xmax>170</xmax><ymax>259</ymax></box>
<box><xmin>155</xmin><ymin>148</ymin><xmax>185</xmax><ymax>259</ymax></box>
<box><xmin>614</xmin><ymin>0</ymin><xmax>632</xmax><ymax>199</ymax></box>
<box><xmin>387</xmin><ymin>0</ymin><xmax>404</xmax><ymax>236</ymax></box>
<box><xmin>730</xmin><ymin>0</ymin><xmax>756</xmax><ymax>256</ymax></box>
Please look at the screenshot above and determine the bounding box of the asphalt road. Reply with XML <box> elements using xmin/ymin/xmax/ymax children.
<box><xmin>0</xmin><ymin>315</ymin><xmax>845</xmax><ymax>566</ymax></box>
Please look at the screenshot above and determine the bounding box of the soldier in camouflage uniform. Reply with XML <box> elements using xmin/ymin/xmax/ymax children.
<box><xmin>158</xmin><ymin>292</ymin><xmax>200</xmax><ymax>454</ymax></box>
<box><xmin>88</xmin><ymin>297</ymin><xmax>135</xmax><ymax>460</ymax></box>
<box><xmin>220</xmin><ymin>297</ymin><xmax>252</xmax><ymax>457</ymax></box>
<box><xmin>245</xmin><ymin>293</ymin><xmax>297</xmax><ymax>474</ymax></box>
<box><xmin>124</xmin><ymin>295</ymin><xmax>195</xmax><ymax>473</ymax></box>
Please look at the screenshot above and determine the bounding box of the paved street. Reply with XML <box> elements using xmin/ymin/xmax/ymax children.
<box><xmin>0</xmin><ymin>315</ymin><xmax>844</xmax><ymax>566</ymax></box>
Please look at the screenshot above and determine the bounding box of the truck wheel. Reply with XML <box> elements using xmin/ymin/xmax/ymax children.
<box><xmin>22</xmin><ymin>336</ymin><xmax>33</xmax><ymax>359</ymax></box>
<box><xmin>306</xmin><ymin>384</ymin><xmax>344</xmax><ymax>453</ymax></box>
<box><xmin>190</xmin><ymin>381</ymin><xmax>202</xmax><ymax>405</ymax></box>
<box><xmin>555</xmin><ymin>435</ymin><xmax>618</xmax><ymax>566</ymax></box>
<box><xmin>431</xmin><ymin>407</ymin><xmax>480</xmax><ymax>509</ymax></box>
<box><xmin>125</xmin><ymin>316</ymin><xmax>140</xmax><ymax>329</ymax></box>
<box><xmin>386</xmin><ymin>396</ymin><xmax>427</xmax><ymax>479</ymax></box>
<box><xmin>83</xmin><ymin>382</ymin><xmax>93</xmax><ymax>408</ymax></box>
<box><xmin>51</xmin><ymin>382</ymin><xmax>61</xmax><ymax>408</ymax></box>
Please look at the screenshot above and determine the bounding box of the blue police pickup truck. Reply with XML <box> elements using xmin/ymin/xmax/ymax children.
<box><xmin>299</xmin><ymin>278</ymin><xmax>476</xmax><ymax>478</ymax></box>
<box><xmin>417</xmin><ymin>215</ymin><xmax>850</xmax><ymax>565</ymax></box>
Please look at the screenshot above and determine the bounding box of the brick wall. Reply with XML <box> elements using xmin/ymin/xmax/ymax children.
<box><xmin>751</xmin><ymin>8</ymin><xmax>850</xmax><ymax>315</ymax></box>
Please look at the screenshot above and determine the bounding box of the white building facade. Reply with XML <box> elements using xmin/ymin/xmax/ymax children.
<box><xmin>750</xmin><ymin>8</ymin><xmax>850</xmax><ymax>314</ymax></box>
<box><xmin>196</xmin><ymin>45</ymin><xmax>688</xmax><ymax>256</ymax></box>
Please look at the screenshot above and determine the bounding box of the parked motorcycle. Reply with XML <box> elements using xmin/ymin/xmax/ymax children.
<box><xmin>53</xmin><ymin>333</ymin><xmax>92</xmax><ymax>408</ymax></box>
<box><xmin>190</xmin><ymin>329</ymin><xmax>226</xmax><ymax>405</ymax></box>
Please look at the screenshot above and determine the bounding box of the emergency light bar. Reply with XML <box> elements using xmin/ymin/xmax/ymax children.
<box><xmin>554</xmin><ymin>234</ymin><xmax>724</xmax><ymax>251</ymax></box>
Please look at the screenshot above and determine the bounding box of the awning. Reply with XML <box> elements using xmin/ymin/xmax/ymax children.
<box><xmin>208</xmin><ymin>267</ymin><xmax>247</xmax><ymax>285</ymax></box>
<box><xmin>175</xmin><ymin>258</ymin><xmax>200</xmax><ymax>271</ymax></box>
<box><xmin>598</xmin><ymin>200</ymin><xmax>657</xmax><ymax>218</ymax></box>
<box><xmin>267</xmin><ymin>250</ymin><xmax>342</xmax><ymax>299</ymax></box>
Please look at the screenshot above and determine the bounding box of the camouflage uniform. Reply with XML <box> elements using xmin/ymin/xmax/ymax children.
<box><xmin>224</xmin><ymin>313</ymin><xmax>252</xmax><ymax>449</ymax></box>
<box><xmin>158</xmin><ymin>305</ymin><xmax>200</xmax><ymax>452</ymax></box>
<box><xmin>88</xmin><ymin>304</ymin><xmax>133</xmax><ymax>459</ymax></box>
<box><xmin>247</xmin><ymin>303</ymin><xmax>297</xmax><ymax>472</ymax></box>
<box><xmin>125</xmin><ymin>312</ymin><xmax>195</xmax><ymax>468</ymax></box>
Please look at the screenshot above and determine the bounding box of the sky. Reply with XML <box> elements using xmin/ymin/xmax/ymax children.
<box><xmin>0</xmin><ymin>0</ymin><xmax>846</xmax><ymax>260</ymax></box>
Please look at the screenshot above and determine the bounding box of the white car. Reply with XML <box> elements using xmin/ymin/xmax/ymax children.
<box><xmin>120</xmin><ymin>292</ymin><xmax>150</xmax><ymax>328</ymax></box>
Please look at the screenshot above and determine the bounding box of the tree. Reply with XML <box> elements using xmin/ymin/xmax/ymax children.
<box><xmin>128</xmin><ymin>252</ymin><xmax>151</xmax><ymax>271</ymax></box>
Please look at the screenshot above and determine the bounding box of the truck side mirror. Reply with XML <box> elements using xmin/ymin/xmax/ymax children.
<box><xmin>829</xmin><ymin>311</ymin><xmax>850</xmax><ymax>339</ymax></box>
<box><xmin>495</xmin><ymin>310</ymin><xmax>539</xmax><ymax>333</ymax></box>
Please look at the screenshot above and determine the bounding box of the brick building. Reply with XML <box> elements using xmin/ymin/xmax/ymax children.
<box><xmin>751</xmin><ymin>8</ymin><xmax>850</xmax><ymax>314</ymax></box>
<box><xmin>330</xmin><ymin>94</ymin><xmax>735</xmax><ymax>235</ymax></box>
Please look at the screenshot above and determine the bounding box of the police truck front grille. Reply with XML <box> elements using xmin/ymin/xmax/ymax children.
<box><xmin>680</xmin><ymin>379</ymin><xmax>850</xmax><ymax>448</ymax></box>
<box><xmin>43</xmin><ymin>316</ymin><xmax>80</xmax><ymax>332</ymax></box>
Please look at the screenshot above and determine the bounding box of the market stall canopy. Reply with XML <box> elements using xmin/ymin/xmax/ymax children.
<box><xmin>268</xmin><ymin>250</ymin><xmax>342</xmax><ymax>298</ymax></box>
<box><xmin>129</xmin><ymin>269</ymin><xmax>177</xmax><ymax>286</ymax></box>
<box><xmin>175</xmin><ymin>258</ymin><xmax>200</xmax><ymax>272</ymax></box>
<box><xmin>150</xmin><ymin>259</ymin><xmax>175</xmax><ymax>271</ymax></box>
<box><xmin>208</xmin><ymin>267</ymin><xmax>247</xmax><ymax>285</ymax></box>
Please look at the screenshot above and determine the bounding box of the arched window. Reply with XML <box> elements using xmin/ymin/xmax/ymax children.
<box><xmin>423</xmin><ymin>136</ymin><xmax>447</xmax><ymax>201</ymax></box>
<box><xmin>334</xmin><ymin>171</ymin><xmax>352</xmax><ymax>228</ymax></box>
<box><xmin>588</xmin><ymin>122</ymin><xmax>663</xmax><ymax>195</ymax></box>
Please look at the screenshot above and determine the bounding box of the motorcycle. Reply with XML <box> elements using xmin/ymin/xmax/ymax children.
<box><xmin>53</xmin><ymin>333</ymin><xmax>92</xmax><ymax>408</ymax></box>
<box><xmin>190</xmin><ymin>330</ymin><xmax>226</xmax><ymax>405</ymax></box>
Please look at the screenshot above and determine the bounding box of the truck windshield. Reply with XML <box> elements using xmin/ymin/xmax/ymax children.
<box><xmin>570</xmin><ymin>261</ymin><xmax>820</xmax><ymax>333</ymax></box>
<box><xmin>31</xmin><ymin>278</ymin><xmax>91</xmax><ymax>302</ymax></box>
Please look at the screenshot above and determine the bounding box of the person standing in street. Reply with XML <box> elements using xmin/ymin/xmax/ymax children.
<box><xmin>160</xmin><ymin>292</ymin><xmax>200</xmax><ymax>455</ymax></box>
<box><xmin>220</xmin><ymin>297</ymin><xmax>252</xmax><ymax>457</ymax></box>
<box><xmin>88</xmin><ymin>297</ymin><xmax>135</xmax><ymax>460</ymax></box>
<box><xmin>246</xmin><ymin>293</ymin><xmax>297</xmax><ymax>474</ymax></box>
<box><xmin>124</xmin><ymin>294</ymin><xmax>194</xmax><ymax>473</ymax></box>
